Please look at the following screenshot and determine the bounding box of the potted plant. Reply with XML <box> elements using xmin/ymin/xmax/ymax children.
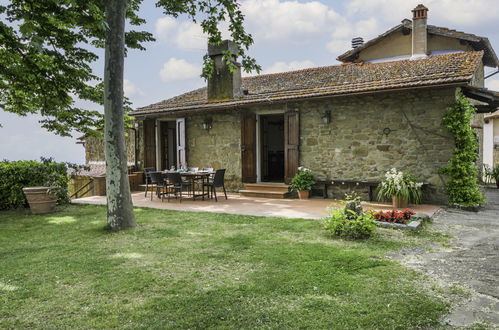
<box><xmin>377</xmin><ymin>168</ymin><xmax>423</xmax><ymax>208</ymax></box>
<box><xmin>485</xmin><ymin>165</ymin><xmax>499</xmax><ymax>188</ymax></box>
<box><xmin>290</xmin><ymin>167</ymin><xmax>316</xmax><ymax>199</ymax></box>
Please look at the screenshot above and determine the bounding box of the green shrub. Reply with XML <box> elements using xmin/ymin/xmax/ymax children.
<box><xmin>440</xmin><ymin>91</ymin><xmax>485</xmax><ymax>207</ymax></box>
<box><xmin>0</xmin><ymin>158</ymin><xmax>71</xmax><ymax>210</ymax></box>
<box><xmin>323</xmin><ymin>207</ymin><xmax>376</xmax><ymax>239</ymax></box>
<box><xmin>290</xmin><ymin>167</ymin><xmax>315</xmax><ymax>191</ymax></box>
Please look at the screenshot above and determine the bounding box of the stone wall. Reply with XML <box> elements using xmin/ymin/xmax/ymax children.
<box><xmin>83</xmin><ymin>130</ymin><xmax>136</xmax><ymax>165</ymax></box>
<box><xmin>186</xmin><ymin>112</ymin><xmax>242</xmax><ymax>191</ymax></box>
<box><xmin>135</xmin><ymin>87</ymin><xmax>460</xmax><ymax>203</ymax></box>
<box><xmin>299</xmin><ymin>88</ymin><xmax>457</xmax><ymax>203</ymax></box>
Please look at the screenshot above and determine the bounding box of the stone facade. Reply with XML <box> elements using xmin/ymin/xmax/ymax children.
<box><xmin>298</xmin><ymin>88</ymin><xmax>456</xmax><ymax>203</ymax></box>
<box><xmin>186</xmin><ymin>112</ymin><xmax>242</xmax><ymax>191</ymax></box>
<box><xmin>133</xmin><ymin>87</ymin><xmax>459</xmax><ymax>203</ymax></box>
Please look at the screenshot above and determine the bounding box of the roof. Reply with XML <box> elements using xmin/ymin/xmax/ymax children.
<box><xmin>336</xmin><ymin>20</ymin><xmax>499</xmax><ymax>68</ymax></box>
<box><xmin>484</xmin><ymin>110</ymin><xmax>499</xmax><ymax>120</ymax></box>
<box><xmin>132</xmin><ymin>51</ymin><xmax>483</xmax><ymax>116</ymax></box>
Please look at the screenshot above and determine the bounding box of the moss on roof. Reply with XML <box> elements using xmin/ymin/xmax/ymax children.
<box><xmin>132</xmin><ymin>51</ymin><xmax>483</xmax><ymax>116</ymax></box>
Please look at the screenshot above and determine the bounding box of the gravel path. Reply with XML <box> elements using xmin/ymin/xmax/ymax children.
<box><xmin>389</xmin><ymin>187</ymin><xmax>499</xmax><ymax>328</ymax></box>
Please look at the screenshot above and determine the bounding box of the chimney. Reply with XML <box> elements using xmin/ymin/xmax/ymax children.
<box><xmin>207</xmin><ymin>40</ymin><xmax>242</xmax><ymax>101</ymax></box>
<box><xmin>411</xmin><ymin>4</ymin><xmax>429</xmax><ymax>59</ymax></box>
<box><xmin>351</xmin><ymin>37</ymin><xmax>364</xmax><ymax>49</ymax></box>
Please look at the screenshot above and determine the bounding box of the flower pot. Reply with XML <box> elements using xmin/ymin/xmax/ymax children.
<box><xmin>392</xmin><ymin>195</ymin><xmax>408</xmax><ymax>209</ymax></box>
<box><xmin>297</xmin><ymin>190</ymin><xmax>310</xmax><ymax>199</ymax></box>
<box><xmin>23</xmin><ymin>187</ymin><xmax>59</xmax><ymax>214</ymax></box>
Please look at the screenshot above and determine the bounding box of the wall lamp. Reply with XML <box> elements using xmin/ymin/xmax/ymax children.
<box><xmin>202</xmin><ymin>117</ymin><xmax>213</xmax><ymax>130</ymax></box>
<box><xmin>322</xmin><ymin>110</ymin><xmax>331</xmax><ymax>124</ymax></box>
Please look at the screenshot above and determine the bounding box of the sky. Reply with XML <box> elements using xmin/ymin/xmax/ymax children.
<box><xmin>1</xmin><ymin>0</ymin><xmax>499</xmax><ymax>164</ymax></box>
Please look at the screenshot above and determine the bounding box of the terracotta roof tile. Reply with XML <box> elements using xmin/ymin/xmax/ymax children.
<box><xmin>132</xmin><ymin>51</ymin><xmax>483</xmax><ymax>116</ymax></box>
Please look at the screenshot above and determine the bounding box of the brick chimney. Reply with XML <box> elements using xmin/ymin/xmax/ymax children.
<box><xmin>207</xmin><ymin>40</ymin><xmax>242</xmax><ymax>101</ymax></box>
<box><xmin>411</xmin><ymin>4</ymin><xmax>429</xmax><ymax>59</ymax></box>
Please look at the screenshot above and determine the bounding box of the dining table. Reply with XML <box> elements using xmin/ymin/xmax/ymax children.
<box><xmin>162</xmin><ymin>171</ymin><xmax>214</xmax><ymax>200</ymax></box>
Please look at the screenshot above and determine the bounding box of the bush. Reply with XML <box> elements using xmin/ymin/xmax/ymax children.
<box><xmin>323</xmin><ymin>207</ymin><xmax>376</xmax><ymax>239</ymax></box>
<box><xmin>440</xmin><ymin>91</ymin><xmax>485</xmax><ymax>207</ymax></box>
<box><xmin>0</xmin><ymin>158</ymin><xmax>71</xmax><ymax>210</ymax></box>
<box><xmin>290</xmin><ymin>167</ymin><xmax>315</xmax><ymax>191</ymax></box>
<box><xmin>324</xmin><ymin>194</ymin><xmax>376</xmax><ymax>239</ymax></box>
<box><xmin>372</xmin><ymin>209</ymin><xmax>415</xmax><ymax>224</ymax></box>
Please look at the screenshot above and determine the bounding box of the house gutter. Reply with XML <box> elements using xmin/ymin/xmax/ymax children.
<box><xmin>131</xmin><ymin>81</ymin><xmax>468</xmax><ymax>119</ymax></box>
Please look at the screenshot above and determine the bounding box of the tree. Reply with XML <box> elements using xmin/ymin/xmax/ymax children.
<box><xmin>1</xmin><ymin>0</ymin><xmax>259</xmax><ymax>230</ymax></box>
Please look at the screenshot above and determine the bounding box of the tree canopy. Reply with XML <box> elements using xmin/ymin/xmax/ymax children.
<box><xmin>0</xmin><ymin>0</ymin><xmax>260</xmax><ymax>136</ymax></box>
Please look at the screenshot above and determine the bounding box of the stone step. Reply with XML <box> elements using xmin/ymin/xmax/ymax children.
<box><xmin>243</xmin><ymin>183</ymin><xmax>290</xmax><ymax>193</ymax></box>
<box><xmin>239</xmin><ymin>189</ymin><xmax>292</xmax><ymax>199</ymax></box>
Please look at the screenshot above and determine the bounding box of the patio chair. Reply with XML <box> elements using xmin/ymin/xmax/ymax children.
<box><xmin>144</xmin><ymin>167</ymin><xmax>156</xmax><ymax>197</ymax></box>
<box><xmin>203</xmin><ymin>169</ymin><xmax>227</xmax><ymax>202</ymax></box>
<box><xmin>148</xmin><ymin>172</ymin><xmax>169</xmax><ymax>201</ymax></box>
<box><xmin>166</xmin><ymin>172</ymin><xmax>191</xmax><ymax>203</ymax></box>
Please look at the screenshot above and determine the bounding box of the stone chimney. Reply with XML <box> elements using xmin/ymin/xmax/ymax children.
<box><xmin>207</xmin><ymin>40</ymin><xmax>242</xmax><ymax>101</ymax></box>
<box><xmin>411</xmin><ymin>4</ymin><xmax>429</xmax><ymax>59</ymax></box>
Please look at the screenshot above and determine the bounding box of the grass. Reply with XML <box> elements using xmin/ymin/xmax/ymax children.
<box><xmin>0</xmin><ymin>204</ymin><xmax>449</xmax><ymax>329</ymax></box>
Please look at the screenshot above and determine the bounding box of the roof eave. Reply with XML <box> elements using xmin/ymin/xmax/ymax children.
<box><xmin>131</xmin><ymin>81</ymin><xmax>469</xmax><ymax>118</ymax></box>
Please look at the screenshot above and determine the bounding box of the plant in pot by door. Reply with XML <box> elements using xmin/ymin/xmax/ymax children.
<box><xmin>290</xmin><ymin>167</ymin><xmax>316</xmax><ymax>199</ymax></box>
<box><xmin>377</xmin><ymin>168</ymin><xmax>423</xmax><ymax>208</ymax></box>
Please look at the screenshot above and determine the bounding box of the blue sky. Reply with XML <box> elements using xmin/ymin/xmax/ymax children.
<box><xmin>1</xmin><ymin>0</ymin><xmax>499</xmax><ymax>164</ymax></box>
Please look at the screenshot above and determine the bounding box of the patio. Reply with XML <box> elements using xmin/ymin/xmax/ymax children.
<box><xmin>72</xmin><ymin>192</ymin><xmax>441</xmax><ymax>219</ymax></box>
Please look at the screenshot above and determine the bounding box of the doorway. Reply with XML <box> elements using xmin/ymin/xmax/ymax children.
<box><xmin>260</xmin><ymin>114</ymin><xmax>285</xmax><ymax>182</ymax></box>
<box><xmin>160</xmin><ymin>121</ymin><xmax>177</xmax><ymax>171</ymax></box>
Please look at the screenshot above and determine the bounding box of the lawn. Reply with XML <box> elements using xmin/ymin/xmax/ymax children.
<box><xmin>0</xmin><ymin>205</ymin><xmax>449</xmax><ymax>329</ymax></box>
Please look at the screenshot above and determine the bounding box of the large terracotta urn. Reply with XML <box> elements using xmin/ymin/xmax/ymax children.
<box><xmin>23</xmin><ymin>187</ymin><xmax>59</xmax><ymax>214</ymax></box>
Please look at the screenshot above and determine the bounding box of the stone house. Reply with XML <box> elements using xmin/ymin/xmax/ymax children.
<box><xmin>484</xmin><ymin>110</ymin><xmax>499</xmax><ymax>170</ymax></box>
<box><xmin>124</xmin><ymin>5</ymin><xmax>499</xmax><ymax>203</ymax></box>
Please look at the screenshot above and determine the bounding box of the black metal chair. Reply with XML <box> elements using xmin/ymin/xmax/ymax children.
<box><xmin>148</xmin><ymin>172</ymin><xmax>168</xmax><ymax>201</ymax></box>
<box><xmin>166</xmin><ymin>172</ymin><xmax>190</xmax><ymax>203</ymax></box>
<box><xmin>203</xmin><ymin>169</ymin><xmax>227</xmax><ymax>202</ymax></box>
<box><xmin>144</xmin><ymin>167</ymin><xmax>156</xmax><ymax>197</ymax></box>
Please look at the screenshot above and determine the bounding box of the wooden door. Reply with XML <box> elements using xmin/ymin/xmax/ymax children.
<box><xmin>176</xmin><ymin>118</ymin><xmax>186</xmax><ymax>169</ymax></box>
<box><xmin>241</xmin><ymin>114</ymin><xmax>257</xmax><ymax>183</ymax></box>
<box><xmin>143</xmin><ymin>119</ymin><xmax>156</xmax><ymax>169</ymax></box>
<box><xmin>284</xmin><ymin>111</ymin><xmax>299</xmax><ymax>184</ymax></box>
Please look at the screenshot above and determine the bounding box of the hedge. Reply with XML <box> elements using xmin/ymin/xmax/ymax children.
<box><xmin>0</xmin><ymin>158</ymin><xmax>71</xmax><ymax>210</ymax></box>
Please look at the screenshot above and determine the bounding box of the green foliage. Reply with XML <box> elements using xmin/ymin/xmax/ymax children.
<box><xmin>324</xmin><ymin>195</ymin><xmax>376</xmax><ymax>240</ymax></box>
<box><xmin>0</xmin><ymin>1</ymin><xmax>153</xmax><ymax>136</ymax></box>
<box><xmin>484</xmin><ymin>164</ymin><xmax>499</xmax><ymax>184</ymax></box>
<box><xmin>0</xmin><ymin>158</ymin><xmax>72</xmax><ymax>210</ymax></box>
<box><xmin>323</xmin><ymin>207</ymin><xmax>376</xmax><ymax>239</ymax></box>
<box><xmin>377</xmin><ymin>168</ymin><xmax>423</xmax><ymax>204</ymax></box>
<box><xmin>0</xmin><ymin>1</ymin><xmax>260</xmax><ymax>136</ymax></box>
<box><xmin>290</xmin><ymin>167</ymin><xmax>316</xmax><ymax>191</ymax></box>
<box><xmin>440</xmin><ymin>91</ymin><xmax>485</xmax><ymax>207</ymax></box>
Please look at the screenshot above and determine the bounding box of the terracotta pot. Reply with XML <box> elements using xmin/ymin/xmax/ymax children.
<box><xmin>297</xmin><ymin>190</ymin><xmax>310</xmax><ymax>199</ymax></box>
<box><xmin>392</xmin><ymin>195</ymin><xmax>408</xmax><ymax>209</ymax></box>
<box><xmin>23</xmin><ymin>187</ymin><xmax>59</xmax><ymax>214</ymax></box>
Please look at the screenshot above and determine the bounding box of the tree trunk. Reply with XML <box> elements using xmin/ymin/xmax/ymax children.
<box><xmin>103</xmin><ymin>0</ymin><xmax>136</xmax><ymax>230</ymax></box>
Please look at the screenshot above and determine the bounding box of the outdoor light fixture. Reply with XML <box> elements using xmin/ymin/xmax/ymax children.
<box><xmin>202</xmin><ymin>117</ymin><xmax>213</xmax><ymax>130</ymax></box>
<box><xmin>322</xmin><ymin>110</ymin><xmax>331</xmax><ymax>124</ymax></box>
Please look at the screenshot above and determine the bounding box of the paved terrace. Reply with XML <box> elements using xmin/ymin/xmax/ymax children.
<box><xmin>73</xmin><ymin>192</ymin><xmax>440</xmax><ymax>219</ymax></box>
